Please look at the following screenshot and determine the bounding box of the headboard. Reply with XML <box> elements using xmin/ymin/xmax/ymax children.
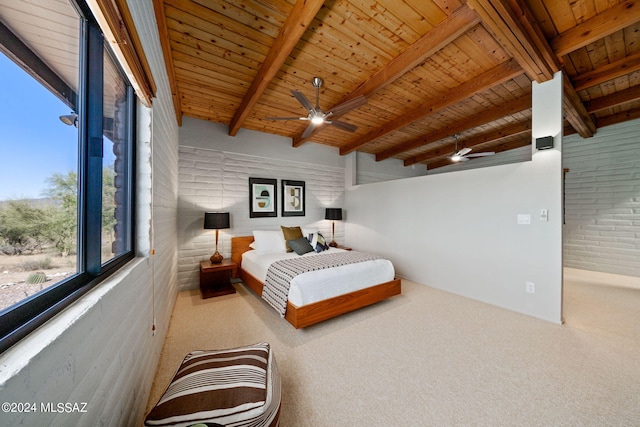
<box><xmin>231</xmin><ymin>236</ymin><xmax>254</xmax><ymax>267</ymax></box>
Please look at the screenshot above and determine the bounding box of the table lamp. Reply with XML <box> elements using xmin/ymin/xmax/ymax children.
<box><xmin>204</xmin><ymin>212</ymin><xmax>230</xmax><ymax>263</ymax></box>
<box><xmin>325</xmin><ymin>208</ymin><xmax>342</xmax><ymax>247</ymax></box>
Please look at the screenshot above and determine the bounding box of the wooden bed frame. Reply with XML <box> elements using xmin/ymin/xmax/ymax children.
<box><xmin>231</xmin><ymin>236</ymin><xmax>401</xmax><ymax>328</ymax></box>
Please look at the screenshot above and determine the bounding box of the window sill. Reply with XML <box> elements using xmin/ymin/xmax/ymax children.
<box><xmin>0</xmin><ymin>257</ymin><xmax>147</xmax><ymax>385</ymax></box>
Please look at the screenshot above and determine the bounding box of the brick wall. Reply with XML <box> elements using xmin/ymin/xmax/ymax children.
<box><xmin>0</xmin><ymin>1</ymin><xmax>180</xmax><ymax>425</ymax></box>
<box><xmin>177</xmin><ymin>146</ymin><xmax>346</xmax><ymax>291</ymax></box>
<box><xmin>563</xmin><ymin>119</ymin><xmax>640</xmax><ymax>277</ymax></box>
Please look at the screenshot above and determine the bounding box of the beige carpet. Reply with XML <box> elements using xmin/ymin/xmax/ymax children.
<box><xmin>146</xmin><ymin>268</ymin><xmax>640</xmax><ymax>426</ymax></box>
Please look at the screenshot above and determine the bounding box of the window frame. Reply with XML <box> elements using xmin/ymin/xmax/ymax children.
<box><xmin>0</xmin><ymin>1</ymin><xmax>136</xmax><ymax>354</ymax></box>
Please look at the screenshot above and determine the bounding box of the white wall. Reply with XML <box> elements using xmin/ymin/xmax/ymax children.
<box><xmin>346</xmin><ymin>156</ymin><xmax>562</xmax><ymax>322</ymax></box>
<box><xmin>177</xmin><ymin>118</ymin><xmax>346</xmax><ymax>291</ymax></box>
<box><xmin>563</xmin><ymin>118</ymin><xmax>640</xmax><ymax>276</ymax></box>
<box><xmin>0</xmin><ymin>1</ymin><xmax>180</xmax><ymax>425</ymax></box>
<box><xmin>345</xmin><ymin>75</ymin><xmax>564</xmax><ymax>323</ymax></box>
<box><xmin>356</xmin><ymin>151</ymin><xmax>428</xmax><ymax>184</ymax></box>
<box><xmin>429</xmin><ymin>145</ymin><xmax>532</xmax><ymax>174</ymax></box>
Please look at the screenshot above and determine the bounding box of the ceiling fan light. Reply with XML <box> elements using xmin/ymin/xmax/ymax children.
<box><xmin>311</xmin><ymin>115</ymin><xmax>324</xmax><ymax>125</ymax></box>
<box><xmin>451</xmin><ymin>154</ymin><xmax>462</xmax><ymax>162</ymax></box>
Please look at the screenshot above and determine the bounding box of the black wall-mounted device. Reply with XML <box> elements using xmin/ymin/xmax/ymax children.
<box><xmin>535</xmin><ymin>136</ymin><xmax>554</xmax><ymax>150</ymax></box>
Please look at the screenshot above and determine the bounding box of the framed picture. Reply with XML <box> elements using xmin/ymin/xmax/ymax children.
<box><xmin>249</xmin><ymin>178</ymin><xmax>277</xmax><ymax>218</ymax></box>
<box><xmin>282</xmin><ymin>180</ymin><xmax>305</xmax><ymax>217</ymax></box>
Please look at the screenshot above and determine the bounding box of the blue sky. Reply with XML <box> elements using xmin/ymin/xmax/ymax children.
<box><xmin>0</xmin><ymin>53</ymin><xmax>78</xmax><ymax>200</ymax></box>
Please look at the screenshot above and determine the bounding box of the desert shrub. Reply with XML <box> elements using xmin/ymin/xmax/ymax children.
<box><xmin>21</xmin><ymin>257</ymin><xmax>52</xmax><ymax>271</ymax></box>
<box><xmin>0</xmin><ymin>201</ymin><xmax>48</xmax><ymax>254</ymax></box>
<box><xmin>43</xmin><ymin>172</ymin><xmax>78</xmax><ymax>256</ymax></box>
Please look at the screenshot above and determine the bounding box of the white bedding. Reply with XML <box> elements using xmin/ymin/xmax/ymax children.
<box><xmin>241</xmin><ymin>248</ymin><xmax>395</xmax><ymax>307</ymax></box>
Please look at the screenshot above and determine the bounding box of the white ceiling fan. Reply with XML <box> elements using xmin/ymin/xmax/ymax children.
<box><xmin>450</xmin><ymin>134</ymin><xmax>495</xmax><ymax>162</ymax></box>
<box><xmin>266</xmin><ymin>77</ymin><xmax>367</xmax><ymax>138</ymax></box>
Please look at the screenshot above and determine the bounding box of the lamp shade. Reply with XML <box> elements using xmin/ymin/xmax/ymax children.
<box><xmin>204</xmin><ymin>212</ymin><xmax>230</xmax><ymax>229</ymax></box>
<box><xmin>325</xmin><ymin>208</ymin><xmax>342</xmax><ymax>221</ymax></box>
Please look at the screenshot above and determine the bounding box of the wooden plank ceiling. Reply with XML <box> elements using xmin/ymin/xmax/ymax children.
<box><xmin>153</xmin><ymin>0</ymin><xmax>640</xmax><ymax>170</ymax></box>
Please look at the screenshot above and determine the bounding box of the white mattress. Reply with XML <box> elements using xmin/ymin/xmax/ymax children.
<box><xmin>241</xmin><ymin>248</ymin><xmax>395</xmax><ymax>307</ymax></box>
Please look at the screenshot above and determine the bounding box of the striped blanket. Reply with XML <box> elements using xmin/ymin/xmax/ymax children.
<box><xmin>261</xmin><ymin>251</ymin><xmax>383</xmax><ymax>316</ymax></box>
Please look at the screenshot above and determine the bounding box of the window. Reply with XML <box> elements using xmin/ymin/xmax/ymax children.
<box><xmin>0</xmin><ymin>0</ymin><xmax>135</xmax><ymax>353</ymax></box>
<box><xmin>102</xmin><ymin>49</ymin><xmax>134</xmax><ymax>264</ymax></box>
<box><xmin>0</xmin><ymin>53</ymin><xmax>80</xmax><ymax>309</ymax></box>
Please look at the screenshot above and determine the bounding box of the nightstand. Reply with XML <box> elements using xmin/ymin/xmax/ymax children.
<box><xmin>199</xmin><ymin>259</ymin><xmax>237</xmax><ymax>299</ymax></box>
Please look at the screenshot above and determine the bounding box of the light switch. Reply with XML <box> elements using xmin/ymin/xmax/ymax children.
<box><xmin>540</xmin><ymin>209</ymin><xmax>548</xmax><ymax>222</ymax></box>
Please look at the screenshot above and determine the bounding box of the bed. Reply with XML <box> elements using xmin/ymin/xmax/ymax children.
<box><xmin>231</xmin><ymin>234</ymin><xmax>401</xmax><ymax>328</ymax></box>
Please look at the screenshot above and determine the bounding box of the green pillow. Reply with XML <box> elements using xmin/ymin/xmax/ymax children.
<box><xmin>288</xmin><ymin>237</ymin><xmax>314</xmax><ymax>255</ymax></box>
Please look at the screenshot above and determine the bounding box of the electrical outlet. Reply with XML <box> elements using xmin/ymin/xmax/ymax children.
<box><xmin>526</xmin><ymin>282</ymin><xmax>535</xmax><ymax>294</ymax></box>
<box><xmin>517</xmin><ymin>214</ymin><xmax>531</xmax><ymax>225</ymax></box>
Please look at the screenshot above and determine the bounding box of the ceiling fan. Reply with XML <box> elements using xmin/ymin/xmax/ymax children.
<box><xmin>449</xmin><ymin>134</ymin><xmax>495</xmax><ymax>162</ymax></box>
<box><xmin>266</xmin><ymin>77</ymin><xmax>367</xmax><ymax>138</ymax></box>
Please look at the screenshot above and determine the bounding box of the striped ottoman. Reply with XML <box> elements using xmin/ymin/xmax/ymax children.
<box><xmin>145</xmin><ymin>343</ymin><xmax>280</xmax><ymax>427</ymax></box>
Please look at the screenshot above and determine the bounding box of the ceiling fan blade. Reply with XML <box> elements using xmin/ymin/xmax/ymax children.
<box><xmin>457</xmin><ymin>147</ymin><xmax>472</xmax><ymax>156</ymax></box>
<box><xmin>329</xmin><ymin>120</ymin><xmax>358</xmax><ymax>133</ymax></box>
<box><xmin>327</xmin><ymin>95</ymin><xmax>367</xmax><ymax>117</ymax></box>
<box><xmin>291</xmin><ymin>89</ymin><xmax>314</xmax><ymax>112</ymax></box>
<box><xmin>465</xmin><ymin>151</ymin><xmax>495</xmax><ymax>157</ymax></box>
<box><xmin>458</xmin><ymin>156</ymin><xmax>469</xmax><ymax>161</ymax></box>
<box><xmin>265</xmin><ymin>116</ymin><xmax>307</xmax><ymax>120</ymax></box>
<box><xmin>301</xmin><ymin>122</ymin><xmax>321</xmax><ymax>139</ymax></box>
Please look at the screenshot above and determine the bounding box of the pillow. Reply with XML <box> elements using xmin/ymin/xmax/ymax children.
<box><xmin>288</xmin><ymin>237</ymin><xmax>315</xmax><ymax>255</ymax></box>
<box><xmin>252</xmin><ymin>230</ymin><xmax>286</xmax><ymax>255</ymax></box>
<box><xmin>144</xmin><ymin>342</ymin><xmax>280</xmax><ymax>427</ymax></box>
<box><xmin>307</xmin><ymin>232</ymin><xmax>329</xmax><ymax>253</ymax></box>
<box><xmin>301</xmin><ymin>226</ymin><xmax>318</xmax><ymax>237</ymax></box>
<box><xmin>281</xmin><ymin>226</ymin><xmax>303</xmax><ymax>252</ymax></box>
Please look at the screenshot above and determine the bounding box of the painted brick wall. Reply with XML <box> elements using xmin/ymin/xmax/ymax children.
<box><xmin>563</xmin><ymin>119</ymin><xmax>640</xmax><ymax>277</ymax></box>
<box><xmin>177</xmin><ymin>146</ymin><xmax>346</xmax><ymax>291</ymax></box>
<box><xmin>0</xmin><ymin>1</ymin><xmax>180</xmax><ymax>425</ymax></box>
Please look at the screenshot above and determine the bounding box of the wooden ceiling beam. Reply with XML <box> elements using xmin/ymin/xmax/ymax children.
<box><xmin>562</xmin><ymin>72</ymin><xmax>596</xmax><ymax>137</ymax></box>
<box><xmin>520</xmin><ymin>1</ymin><xmax>640</xmax><ymax>137</ymax></box>
<box><xmin>594</xmin><ymin>106</ymin><xmax>640</xmax><ymax>128</ymax></box>
<box><xmin>585</xmin><ymin>85</ymin><xmax>640</xmax><ymax>114</ymax></box>
<box><xmin>467</xmin><ymin>0</ymin><xmax>556</xmax><ymax>82</ymax></box>
<box><xmin>375</xmin><ymin>95</ymin><xmax>532</xmax><ymax>161</ymax></box>
<box><xmin>292</xmin><ymin>5</ymin><xmax>481</xmax><ymax>147</ymax></box>
<box><xmin>510</xmin><ymin>0</ymin><xmax>595</xmax><ymax>137</ymax></box>
<box><xmin>228</xmin><ymin>0</ymin><xmax>325</xmax><ymax>137</ymax></box>
<box><xmin>470</xmin><ymin>0</ymin><xmax>596</xmax><ymax>137</ymax></box>
<box><xmin>573</xmin><ymin>51</ymin><xmax>640</xmax><ymax>92</ymax></box>
<box><xmin>404</xmin><ymin>121</ymin><xmax>531</xmax><ymax>166</ymax></box>
<box><xmin>551</xmin><ymin>0</ymin><xmax>640</xmax><ymax>57</ymax></box>
<box><xmin>339</xmin><ymin>58</ymin><xmax>523</xmax><ymax>156</ymax></box>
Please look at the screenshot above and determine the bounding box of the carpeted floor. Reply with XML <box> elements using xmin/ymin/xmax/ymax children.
<box><xmin>145</xmin><ymin>268</ymin><xmax>640</xmax><ymax>426</ymax></box>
